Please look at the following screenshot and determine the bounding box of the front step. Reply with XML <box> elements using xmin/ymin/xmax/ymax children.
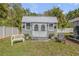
<box><xmin>32</xmin><ymin>37</ymin><xmax>48</xmax><ymax>40</ymax></box>
<box><xmin>31</xmin><ymin>37</ymin><xmax>50</xmax><ymax>42</ymax></box>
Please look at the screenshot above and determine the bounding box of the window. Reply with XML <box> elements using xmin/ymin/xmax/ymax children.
<box><xmin>34</xmin><ymin>24</ymin><xmax>38</xmax><ymax>31</ymax></box>
<box><xmin>26</xmin><ymin>23</ymin><xmax>30</xmax><ymax>29</ymax></box>
<box><xmin>22</xmin><ymin>22</ymin><xmax>25</xmax><ymax>28</ymax></box>
<box><xmin>49</xmin><ymin>24</ymin><xmax>53</xmax><ymax>27</ymax></box>
<box><xmin>74</xmin><ymin>26</ymin><xmax>79</xmax><ymax>35</ymax></box>
<box><xmin>54</xmin><ymin>25</ymin><xmax>56</xmax><ymax>29</ymax></box>
<box><xmin>23</xmin><ymin>24</ymin><xmax>25</xmax><ymax>28</ymax></box>
<box><xmin>41</xmin><ymin>25</ymin><xmax>45</xmax><ymax>31</ymax></box>
<box><xmin>49</xmin><ymin>24</ymin><xmax>53</xmax><ymax>30</ymax></box>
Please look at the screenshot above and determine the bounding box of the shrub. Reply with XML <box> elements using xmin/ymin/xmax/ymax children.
<box><xmin>24</xmin><ymin>34</ymin><xmax>31</xmax><ymax>40</ymax></box>
<box><xmin>49</xmin><ymin>33</ymin><xmax>54</xmax><ymax>39</ymax></box>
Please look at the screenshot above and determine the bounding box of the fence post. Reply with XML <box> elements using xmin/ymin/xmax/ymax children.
<box><xmin>17</xmin><ymin>28</ymin><xmax>18</xmax><ymax>34</ymax></box>
<box><xmin>3</xmin><ymin>26</ymin><xmax>5</xmax><ymax>38</ymax></box>
<box><xmin>11</xmin><ymin>27</ymin><xmax>13</xmax><ymax>35</ymax></box>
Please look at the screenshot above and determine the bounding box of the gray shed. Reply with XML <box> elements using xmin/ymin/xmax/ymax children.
<box><xmin>70</xmin><ymin>17</ymin><xmax>79</xmax><ymax>35</ymax></box>
<box><xmin>22</xmin><ymin>16</ymin><xmax>58</xmax><ymax>39</ymax></box>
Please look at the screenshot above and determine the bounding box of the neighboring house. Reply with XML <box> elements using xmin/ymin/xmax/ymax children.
<box><xmin>70</xmin><ymin>17</ymin><xmax>79</xmax><ymax>35</ymax></box>
<box><xmin>22</xmin><ymin>16</ymin><xmax>58</xmax><ymax>39</ymax></box>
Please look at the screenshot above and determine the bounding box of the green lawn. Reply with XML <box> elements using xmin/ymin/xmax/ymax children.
<box><xmin>0</xmin><ymin>38</ymin><xmax>79</xmax><ymax>56</ymax></box>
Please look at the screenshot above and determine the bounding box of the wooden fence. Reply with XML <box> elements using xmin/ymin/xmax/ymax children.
<box><xmin>0</xmin><ymin>26</ymin><xmax>19</xmax><ymax>39</ymax></box>
<box><xmin>57</xmin><ymin>28</ymin><xmax>73</xmax><ymax>33</ymax></box>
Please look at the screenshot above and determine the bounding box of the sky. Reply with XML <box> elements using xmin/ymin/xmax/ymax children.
<box><xmin>21</xmin><ymin>3</ymin><xmax>79</xmax><ymax>14</ymax></box>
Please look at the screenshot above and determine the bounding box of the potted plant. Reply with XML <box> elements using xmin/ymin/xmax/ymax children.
<box><xmin>49</xmin><ymin>33</ymin><xmax>54</xmax><ymax>39</ymax></box>
<box><xmin>24</xmin><ymin>34</ymin><xmax>29</xmax><ymax>40</ymax></box>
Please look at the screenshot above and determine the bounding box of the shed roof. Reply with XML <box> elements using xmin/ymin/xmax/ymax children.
<box><xmin>70</xmin><ymin>17</ymin><xmax>79</xmax><ymax>22</ymax></box>
<box><xmin>22</xmin><ymin>16</ymin><xmax>58</xmax><ymax>23</ymax></box>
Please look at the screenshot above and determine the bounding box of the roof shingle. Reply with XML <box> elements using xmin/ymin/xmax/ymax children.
<box><xmin>22</xmin><ymin>16</ymin><xmax>58</xmax><ymax>23</ymax></box>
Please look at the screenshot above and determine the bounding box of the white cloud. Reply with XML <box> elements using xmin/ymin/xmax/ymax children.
<box><xmin>53</xmin><ymin>4</ymin><xmax>61</xmax><ymax>8</ymax></box>
<box><xmin>29</xmin><ymin>4</ymin><xmax>39</xmax><ymax>13</ymax></box>
<box><xmin>63</xmin><ymin>11</ymin><xmax>67</xmax><ymax>14</ymax></box>
<box><xmin>57</xmin><ymin>4</ymin><xmax>61</xmax><ymax>7</ymax></box>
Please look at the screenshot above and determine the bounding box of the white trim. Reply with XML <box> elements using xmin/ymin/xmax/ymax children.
<box><xmin>70</xmin><ymin>17</ymin><xmax>79</xmax><ymax>22</ymax></box>
<box><xmin>22</xmin><ymin>16</ymin><xmax>58</xmax><ymax>23</ymax></box>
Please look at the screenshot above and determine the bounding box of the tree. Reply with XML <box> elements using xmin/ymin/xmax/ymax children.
<box><xmin>0</xmin><ymin>4</ymin><xmax>9</xmax><ymax>18</ymax></box>
<box><xmin>66</xmin><ymin>8</ymin><xmax>79</xmax><ymax>20</ymax></box>
<box><xmin>44</xmin><ymin>7</ymin><xmax>68</xmax><ymax>28</ymax></box>
<box><xmin>0</xmin><ymin>3</ymin><xmax>39</xmax><ymax>31</ymax></box>
<box><xmin>66</xmin><ymin>8</ymin><xmax>79</xmax><ymax>28</ymax></box>
<box><xmin>11</xmin><ymin>3</ymin><xmax>25</xmax><ymax>31</ymax></box>
<box><xmin>0</xmin><ymin>4</ymin><xmax>10</xmax><ymax>26</ymax></box>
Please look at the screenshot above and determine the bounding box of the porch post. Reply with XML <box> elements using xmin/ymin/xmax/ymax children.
<box><xmin>47</xmin><ymin>23</ymin><xmax>49</xmax><ymax>39</ymax></box>
<box><xmin>3</xmin><ymin>26</ymin><xmax>5</xmax><ymax>38</ymax></box>
<box><xmin>25</xmin><ymin>22</ymin><xmax>26</xmax><ymax>30</ymax></box>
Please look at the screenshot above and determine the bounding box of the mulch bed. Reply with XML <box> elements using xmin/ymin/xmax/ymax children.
<box><xmin>0</xmin><ymin>36</ymin><xmax>10</xmax><ymax>40</ymax></box>
<box><xmin>65</xmin><ymin>38</ymin><xmax>79</xmax><ymax>45</ymax></box>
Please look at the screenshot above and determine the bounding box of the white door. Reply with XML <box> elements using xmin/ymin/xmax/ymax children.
<box><xmin>32</xmin><ymin>23</ymin><xmax>47</xmax><ymax>37</ymax></box>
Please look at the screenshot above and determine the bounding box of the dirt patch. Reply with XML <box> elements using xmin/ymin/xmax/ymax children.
<box><xmin>0</xmin><ymin>36</ymin><xmax>10</xmax><ymax>40</ymax></box>
<box><xmin>65</xmin><ymin>39</ymin><xmax>79</xmax><ymax>45</ymax></box>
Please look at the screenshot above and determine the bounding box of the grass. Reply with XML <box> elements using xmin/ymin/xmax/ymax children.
<box><xmin>0</xmin><ymin>38</ymin><xmax>79</xmax><ymax>56</ymax></box>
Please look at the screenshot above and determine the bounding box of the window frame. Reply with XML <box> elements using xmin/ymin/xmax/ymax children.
<box><xmin>41</xmin><ymin>25</ymin><xmax>45</xmax><ymax>31</ymax></box>
<box><xmin>22</xmin><ymin>22</ymin><xmax>25</xmax><ymax>28</ymax></box>
<box><xmin>49</xmin><ymin>23</ymin><xmax>53</xmax><ymax>27</ymax></box>
<box><xmin>34</xmin><ymin>24</ymin><xmax>38</xmax><ymax>31</ymax></box>
<box><xmin>23</xmin><ymin>24</ymin><xmax>25</xmax><ymax>28</ymax></box>
<box><xmin>26</xmin><ymin>23</ymin><xmax>30</xmax><ymax>30</ymax></box>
